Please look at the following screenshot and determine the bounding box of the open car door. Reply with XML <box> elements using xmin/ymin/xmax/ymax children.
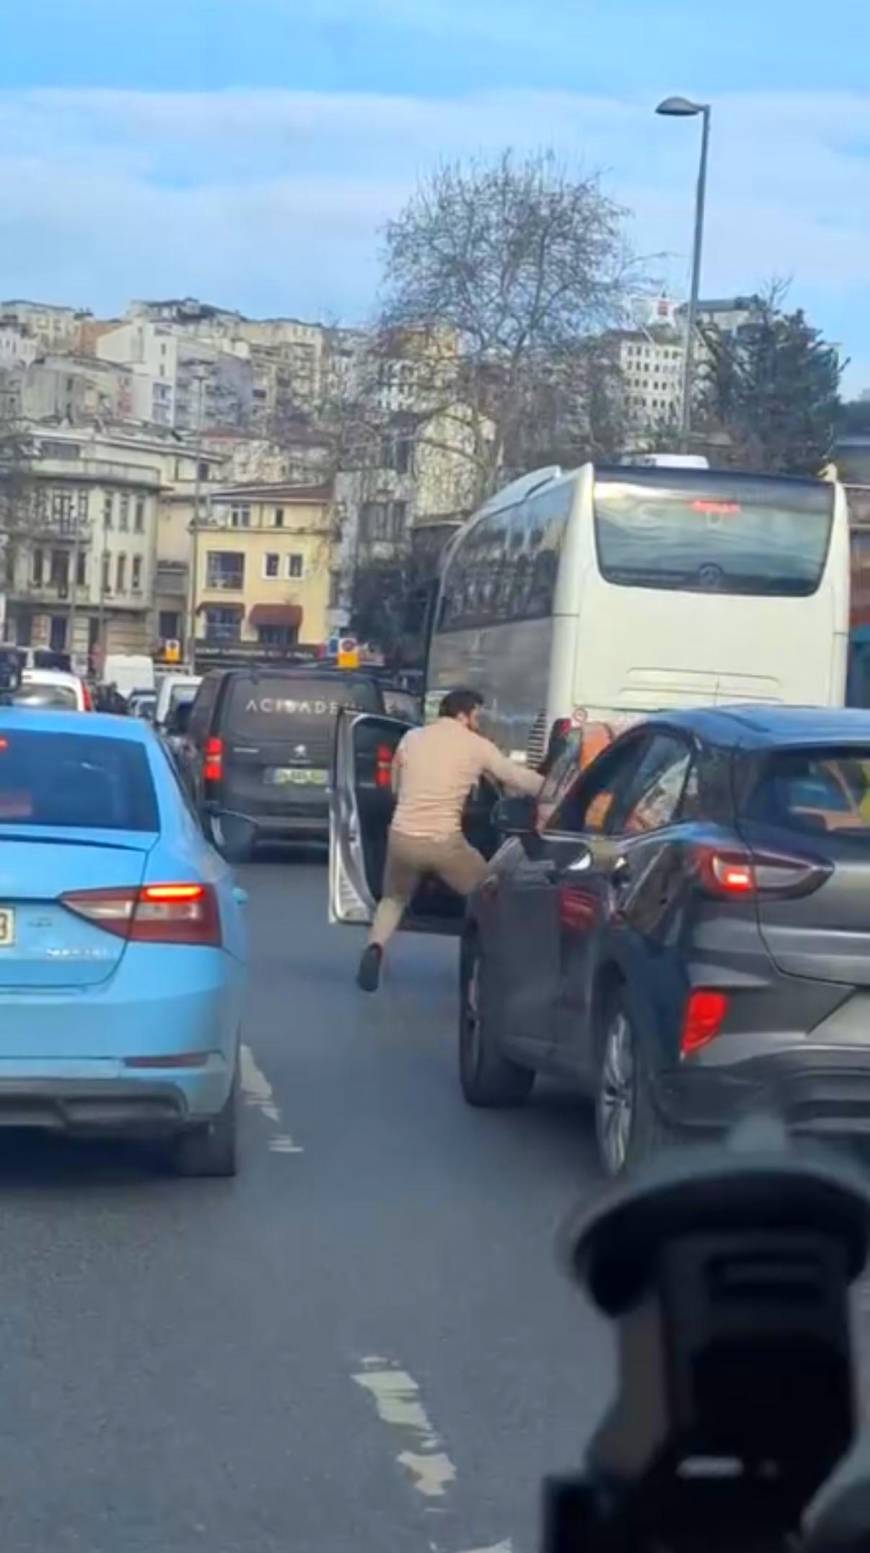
<box><xmin>329</xmin><ymin>709</ymin><xmax>500</xmax><ymax>934</ymax></box>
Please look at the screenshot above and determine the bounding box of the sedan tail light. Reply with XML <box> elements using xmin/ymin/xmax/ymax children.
<box><xmin>61</xmin><ymin>883</ymin><xmax>221</xmax><ymax>946</ymax></box>
<box><xmin>692</xmin><ymin>843</ymin><xmax>831</xmax><ymax>901</ymax></box>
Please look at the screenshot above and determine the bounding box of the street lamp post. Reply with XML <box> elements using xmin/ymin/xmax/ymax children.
<box><xmin>656</xmin><ymin>96</ymin><xmax>711</xmax><ymax>452</ymax></box>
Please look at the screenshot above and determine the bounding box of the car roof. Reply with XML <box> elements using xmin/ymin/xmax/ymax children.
<box><xmin>21</xmin><ymin>667</ymin><xmax>81</xmax><ymax>687</ymax></box>
<box><xmin>641</xmin><ymin>704</ymin><xmax>870</xmax><ymax>750</ymax></box>
<box><xmin>0</xmin><ymin>707</ymin><xmax>151</xmax><ymax>741</ymax></box>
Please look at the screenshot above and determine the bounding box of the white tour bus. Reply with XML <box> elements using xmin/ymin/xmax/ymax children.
<box><xmin>424</xmin><ymin>461</ymin><xmax>851</xmax><ymax>766</ymax></box>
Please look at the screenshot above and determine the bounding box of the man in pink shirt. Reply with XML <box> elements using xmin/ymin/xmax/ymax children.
<box><xmin>357</xmin><ymin>688</ymin><xmax>543</xmax><ymax>991</ymax></box>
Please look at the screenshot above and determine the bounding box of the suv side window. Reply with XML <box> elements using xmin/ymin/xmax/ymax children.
<box><xmin>607</xmin><ymin>733</ymin><xmax>693</xmax><ymax>836</ymax></box>
<box><xmin>546</xmin><ymin>735</ymin><xmax>650</xmax><ymax>836</ymax></box>
<box><xmin>188</xmin><ymin>673</ymin><xmax>222</xmax><ymax>744</ymax></box>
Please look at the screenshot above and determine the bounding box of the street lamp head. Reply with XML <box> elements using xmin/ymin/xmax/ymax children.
<box><xmin>656</xmin><ymin>95</ymin><xmax>707</xmax><ymax>117</ymax></box>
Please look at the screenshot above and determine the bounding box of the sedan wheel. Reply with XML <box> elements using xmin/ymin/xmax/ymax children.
<box><xmin>597</xmin><ymin>1006</ymin><xmax>636</xmax><ymax>1176</ymax></box>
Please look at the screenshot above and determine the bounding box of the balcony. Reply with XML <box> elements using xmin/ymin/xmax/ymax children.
<box><xmin>202</xmin><ymin>574</ymin><xmax>245</xmax><ymax>593</ymax></box>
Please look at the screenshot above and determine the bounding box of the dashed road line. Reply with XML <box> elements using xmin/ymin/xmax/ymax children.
<box><xmin>240</xmin><ymin>1042</ymin><xmax>303</xmax><ymax>1153</ymax></box>
<box><xmin>353</xmin><ymin>1357</ymin><xmax>456</xmax><ymax>1501</ymax></box>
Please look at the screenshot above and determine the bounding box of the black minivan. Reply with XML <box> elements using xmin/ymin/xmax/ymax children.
<box><xmin>178</xmin><ymin>667</ymin><xmax>386</xmax><ymax>853</ymax></box>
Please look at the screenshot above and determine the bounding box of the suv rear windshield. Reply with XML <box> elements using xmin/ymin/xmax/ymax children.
<box><xmin>743</xmin><ymin>747</ymin><xmax>870</xmax><ymax>838</ymax></box>
<box><xmin>0</xmin><ymin>729</ymin><xmax>158</xmax><ymax>831</ymax></box>
<box><xmin>594</xmin><ymin>474</ymin><xmax>833</xmax><ymax>596</ymax></box>
<box><xmin>225</xmin><ymin>674</ymin><xmax>383</xmax><ymax>737</ymax></box>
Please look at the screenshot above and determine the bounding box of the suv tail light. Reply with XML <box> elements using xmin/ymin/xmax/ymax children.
<box><xmin>81</xmin><ymin>681</ymin><xmax>93</xmax><ymax>711</ymax></box>
<box><xmin>203</xmin><ymin>736</ymin><xmax>223</xmax><ymax>784</ymax></box>
<box><xmin>681</xmin><ymin>988</ymin><xmax>729</xmax><ymax>1056</ymax></box>
<box><xmin>375</xmin><ymin>742</ymin><xmax>394</xmax><ymax>790</ymax></box>
<box><xmin>61</xmin><ymin>883</ymin><xmax>221</xmax><ymax>946</ymax></box>
<box><xmin>692</xmin><ymin>843</ymin><xmax>831</xmax><ymax>900</ymax></box>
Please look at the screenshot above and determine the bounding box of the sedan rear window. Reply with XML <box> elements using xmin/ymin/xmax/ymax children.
<box><xmin>742</xmin><ymin>748</ymin><xmax>870</xmax><ymax>837</ymax></box>
<box><xmin>11</xmin><ymin>684</ymin><xmax>78</xmax><ymax>710</ymax></box>
<box><xmin>0</xmin><ymin>730</ymin><xmax>158</xmax><ymax>831</ymax></box>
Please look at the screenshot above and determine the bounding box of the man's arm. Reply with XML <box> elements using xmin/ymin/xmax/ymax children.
<box><xmin>479</xmin><ymin>739</ymin><xmax>544</xmax><ymax>797</ymax></box>
<box><xmin>390</xmin><ymin>735</ymin><xmax>407</xmax><ymax>797</ymax></box>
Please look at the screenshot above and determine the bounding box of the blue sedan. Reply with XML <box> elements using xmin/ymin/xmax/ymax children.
<box><xmin>0</xmin><ymin>708</ymin><xmax>247</xmax><ymax>1175</ymax></box>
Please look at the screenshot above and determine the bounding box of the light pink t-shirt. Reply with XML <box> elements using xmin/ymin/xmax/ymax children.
<box><xmin>391</xmin><ymin>717</ymin><xmax>543</xmax><ymax>841</ymax></box>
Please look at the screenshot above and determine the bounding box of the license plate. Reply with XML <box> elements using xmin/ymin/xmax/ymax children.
<box><xmin>265</xmin><ymin>767</ymin><xmax>328</xmax><ymax>787</ymax></box>
<box><xmin>0</xmin><ymin>907</ymin><xmax>15</xmax><ymax>947</ymax></box>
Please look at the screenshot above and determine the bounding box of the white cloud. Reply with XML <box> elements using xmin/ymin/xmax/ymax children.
<box><xmin>0</xmin><ymin>86</ymin><xmax>867</xmax><ymax>385</ymax></box>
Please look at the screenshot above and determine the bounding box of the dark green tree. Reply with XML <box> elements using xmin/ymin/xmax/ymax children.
<box><xmin>697</xmin><ymin>296</ymin><xmax>843</xmax><ymax>475</ymax></box>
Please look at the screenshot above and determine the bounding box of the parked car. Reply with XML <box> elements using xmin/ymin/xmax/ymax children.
<box><xmin>331</xmin><ymin>703</ymin><xmax>870</xmax><ymax>1174</ymax></box>
<box><xmin>0</xmin><ymin>708</ymin><xmax>248</xmax><ymax>1174</ymax></box>
<box><xmin>128</xmin><ymin>690</ymin><xmax>157</xmax><ymax>721</ymax></box>
<box><xmin>178</xmin><ymin>666</ymin><xmax>386</xmax><ymax>856</ymax></box>
<box><xmin>12</xmin><ymin>668</ymin><xmax>92</xmax><ymax>712</ymax></box>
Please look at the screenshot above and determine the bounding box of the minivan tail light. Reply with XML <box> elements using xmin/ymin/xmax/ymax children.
<box><xmin>681</xmin><ymin>989</ymin><xmax>729</xmax><ymax>1055</ymax></box>
<box><xmin>375</xmin><ymin>742</ymin><xmax>394</xmax><ymax>789</ymax></box>
<box><xmin>692</xmin><ymin>844</ymin><xmax>831</xmax><ymax>900</ymax></box>
<box><xmin>203</xmin><ymin>736</ymin><xmax>223</xmax><ymax>784</ymax></box>
<box><xmin>61</xmin><ymin>883</ymin><xmax>221</xmax><ymax>946</ymax></box>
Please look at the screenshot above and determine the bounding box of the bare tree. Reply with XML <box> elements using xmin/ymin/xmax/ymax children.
<box><xmin>380</xmin><ymin>150</ymin><xmax>636</xmax><ymax>499</ymax></box>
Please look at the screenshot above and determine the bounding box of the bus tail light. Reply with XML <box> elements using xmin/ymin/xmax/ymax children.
<box><xmin>375</xmin><ymin>743</ymin><xmax>394</xmax><ymax>790</ymax></box>
<box><xmin>203</xmin><ymin>736</ymin><xmax>223</xmax><ymax>784</ymax></box>
<box><xmin>692</xmin><ymin>844</ymin><xmax>831</xmax><ymax>900</ymax></box>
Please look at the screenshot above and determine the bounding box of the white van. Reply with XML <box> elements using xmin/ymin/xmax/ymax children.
<box><xmin>102</xmin><ymin>654</ymin><xmax>155</xmax><ymax>703</ymax></box>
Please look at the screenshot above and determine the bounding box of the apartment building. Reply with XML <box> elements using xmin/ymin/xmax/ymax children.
<box><xmin>0</xmin><ymin>300</ymin><xmax>91</xmax><ymax>354</ymax></box>
<box><xmin>193</xmin><ymin>482</ymin><xmax>336</xmax><ymax>660</ymax></box>
<box><xmin>613</xmin><ymin>328</ymin><xmax>684</xmax><ymax>427</ymax></box>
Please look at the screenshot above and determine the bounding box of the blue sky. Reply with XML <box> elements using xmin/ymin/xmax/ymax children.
<box><xmin>2</xmin><ymin>0</ymin><xmax>869</xmax><ymax>390</ymax></box>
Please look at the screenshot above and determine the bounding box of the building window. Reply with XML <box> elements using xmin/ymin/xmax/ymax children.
<box><xmin>263</xmin><ymin>553</ymin><xmax>280</xmax><ymax>579</ymax></box>
<box><xmin>229</xmin><ymin>505</ymin><xmax>250</xmax><ymax>529</ymax></box>
<box><xmin>286</xmin><ymin>553</ymin><xmax>304</xmax><ymax>579</ymax></box>
<box><xmin>76</xmin><ymin>551</ymin><xmax>86</xmax><ymax>587</ymax></box>
<box><xmin>116</xmin><ymin>553</ymin><xmax>127</xmax><ymax>592</ymax></box>
<box><xmin>257</xmin><ymin>624</ymin><xmax>297</xmax><ymax>648</ymax></box>
<box><xmin>32</xmin><ymin>547</ymin><xmax>44</xmax><ymax>586</ymax></box>
<box><xmin>382</xmin><ymin>431</ymin><xmax>414</xmax><ymax>474</ymax></box>
<box><xmin>204</xmin><ymin>606</ymin><xmax>242</xmax><ymax>645</ymax></box>
<box><xmin>329</xmin><ymin>570</ymin><xmax>342</xmax><ymax>608</ymax></box>
<box><xmin>197</xmin><ymin>461</ymin><xmax>209</xmax><ymax>483</ymax></box>
<box><xmin>132</xmin><ymin>555</ymin><xmax>143</xmax><ymax>592</ymax></box>
<box><xmin>134</xmin><ymin>497</ymin><xmax>145</xmax><ymax>533</ymax></box>
<box><xmin>51</xmin><ymin>490</ymin><xmax>74</xmax><ymax>535</ymax></box>
<box><xmin>360</xmin><ymin>500</ymin><xmax>407</xmax><ymax>543</ymax></box>
<box><xmin>206</xmin><ymin>551</ymin><xmax>245</xmax><ymax>591</ymax></box>
<box><xmin>77</xmin><ymin>490</ymin><xmax>89</xmax><ymax>522</ymax></box>
<box><xmin>274</xmin><ymin>508</ymin><xmax>284</xmax><ymax>528</ymax></box>
<box><xmin>159</xmin><ymin>610</ymin><xmax>180</xmax><ymax>641</ymax></box>
<box><xmin>102</xmin><ymin>552</ymin><xmax>110</xmax><ymax>594</ymax></box>
<box><xmin>119</xmin><ymin>493</ymin><xmax>130</xmax><ymax>531</ymax></box>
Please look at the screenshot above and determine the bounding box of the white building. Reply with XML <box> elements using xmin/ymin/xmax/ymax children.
<box><xmin>613</xmin><ymin>329</ymin><xmax>685</xmax><ymax>428</ymax></box>
<box><xmin>0</xmin><ymin>300</ymin><xmax>90</xmax><ymax>354</ymax></box>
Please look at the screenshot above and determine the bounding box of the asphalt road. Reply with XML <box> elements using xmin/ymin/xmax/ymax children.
<box><xmin>0</xmin><ymin>849</ymin><xmax>617</xmax><ymax>1553</ymax></box>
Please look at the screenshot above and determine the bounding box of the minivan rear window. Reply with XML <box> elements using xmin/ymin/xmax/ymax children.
<box><xmin>225</xmin><ymin>675</ymin><xmax>383</xmax><ymax>736</ymax></box>
<box><xmin>743</xmin><ymin>748</ymin><xmax>870</xmax><ymax>838</ymax></box>
<box><xmin>0</xmin><ymin>730</ymin><xmax>158</xmax><ymax>831</ymax></box>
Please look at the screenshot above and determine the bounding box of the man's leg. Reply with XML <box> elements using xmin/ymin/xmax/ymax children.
<box><xmin>357</xmin><ymin>832</ymin><xmax>421</xmax><ymax>991</ymax></box>
<box><xmin>431</xmin><ymin>833</ymin><xmax>489</xmax><ymax>897</ymax></box>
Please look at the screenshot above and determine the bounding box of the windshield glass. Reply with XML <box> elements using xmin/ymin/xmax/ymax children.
<box><xmin>594</xmin><ymin>476</ymin><xmax>834</xmax><ymax>595</ymax></box>
<box><xmin>743</xmin><ymin>747</ymin><xmax>870</xmax><ymax>838</ymax></box>
<box><xmin>12</xmin><ymin>684</ymin><xmax>78</xmax><ymax>710</ymax></box>
<box><xmin>0</xmin><ymin>729</ymin><xmax>158</xmax><ymax>829</ymax></box>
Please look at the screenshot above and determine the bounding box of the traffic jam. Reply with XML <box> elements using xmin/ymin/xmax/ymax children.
<box><xmin>2</xmin><ymin>457</ymin><xmax>870</xmax><ymax>1179</ymax></box>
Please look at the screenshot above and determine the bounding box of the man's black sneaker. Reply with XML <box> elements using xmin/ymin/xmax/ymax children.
<box><xmin>357</xmin><ymin>944</ymin><xmax>383</xmax><ymax>992</ymax></box>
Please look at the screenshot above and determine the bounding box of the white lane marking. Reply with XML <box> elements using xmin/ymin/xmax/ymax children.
<box><xmin>453</xmin><ymin>1542</ymin><xmax>513</xmax><ymax>1553</ymax></box>
<box><xmin>352</xmin><ymin>1357</ymin><xmax>457</xmax><ymax>1500</ymax></box>
<box><xmin>240</xmin><ymin>1042</ymin><xmax>303</xmax><ymax>1152</ymax></box>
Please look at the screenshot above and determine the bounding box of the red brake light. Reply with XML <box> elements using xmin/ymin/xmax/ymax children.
<box><xmin>551</xmin><ymin>717</ymin><xmax>572</xmax><ymax>741</ymax></box>
<box><xmin>681</xmin><ymin>989</ymin><xmax>729</xmax><ymax>1056</ymax></box>
<box><xmin>375</xmin><ymin>742</ymin><xmax>394</xmax><ymax>789</ymax></box>
<box><xmin>692</xmin><ymin>844</ymin><xmax>830</xmax><ymax>901</ymax></box>
<box><xmin>203</xmin><ymin>736</ymin><xmax>223</xmax><ymax>784</ymax></box>
<box><xmin>81</xmin><ymin>682</ymin><xmax>93</xmax><ymax>711</ymax></box>
<box><xmin>61</xmin><ymin>883</ymin><xmax>221</xmax><ymax>946</ymax></box>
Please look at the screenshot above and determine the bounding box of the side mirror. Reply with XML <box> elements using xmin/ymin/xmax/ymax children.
<box><xmin>203</xmin><ymin>804</ymin><xmax>256</xmax><ymax>864</ymax></box>
<box><xmin>493</xmin><ymin>793</ymin><xmax>537</xmax><ymax>836</ymax></box>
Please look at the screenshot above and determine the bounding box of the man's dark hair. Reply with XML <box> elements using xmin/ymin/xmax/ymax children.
<box><xmin>439</xmin><ymin>688</ymin><xmax>484</xmax><ymax>720</ymax></box>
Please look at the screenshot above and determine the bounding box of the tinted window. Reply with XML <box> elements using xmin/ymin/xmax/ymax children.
<box><xmin>438</xmin><ymin>482</ymin><xmax>572</xmax><ymax>631</ymax></box>
<box><xmin>547</xmin><ymin>736</ymin><xmax>647</xmax><ymax>835</ymax></box>
<box><xmin>594</xmin><ymin>474</ymin><xmax>833</xmax><ymax>596</ymax></box>
<box><xmin>608</xmin><ymin>734</ymin><xmax>692</xmax><ymax>835</ymax></box>
<box><xmin>225</xmin><ymin>674</ymin><xmax>383</xmax><ymax>736</ymax></box>
<box><xmin>743</xmin><ymin>748</ymin><xmax>870</xmax><ymax>838</ymax></box>
<box><xmin>0</xmin><ymin>730</ymin><xmax>158</xmax><ymax>831</ymax></box>
<box><xmin>188</xmin><ymin>673</ymin><xmax>223</xmax><ymax>743</ymax></box>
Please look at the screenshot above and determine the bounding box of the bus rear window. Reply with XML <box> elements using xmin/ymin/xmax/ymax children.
<box><xmin>594</xmin><ymin>477</ymin><xmax>833</xmax><ymax>596</ymax></box>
